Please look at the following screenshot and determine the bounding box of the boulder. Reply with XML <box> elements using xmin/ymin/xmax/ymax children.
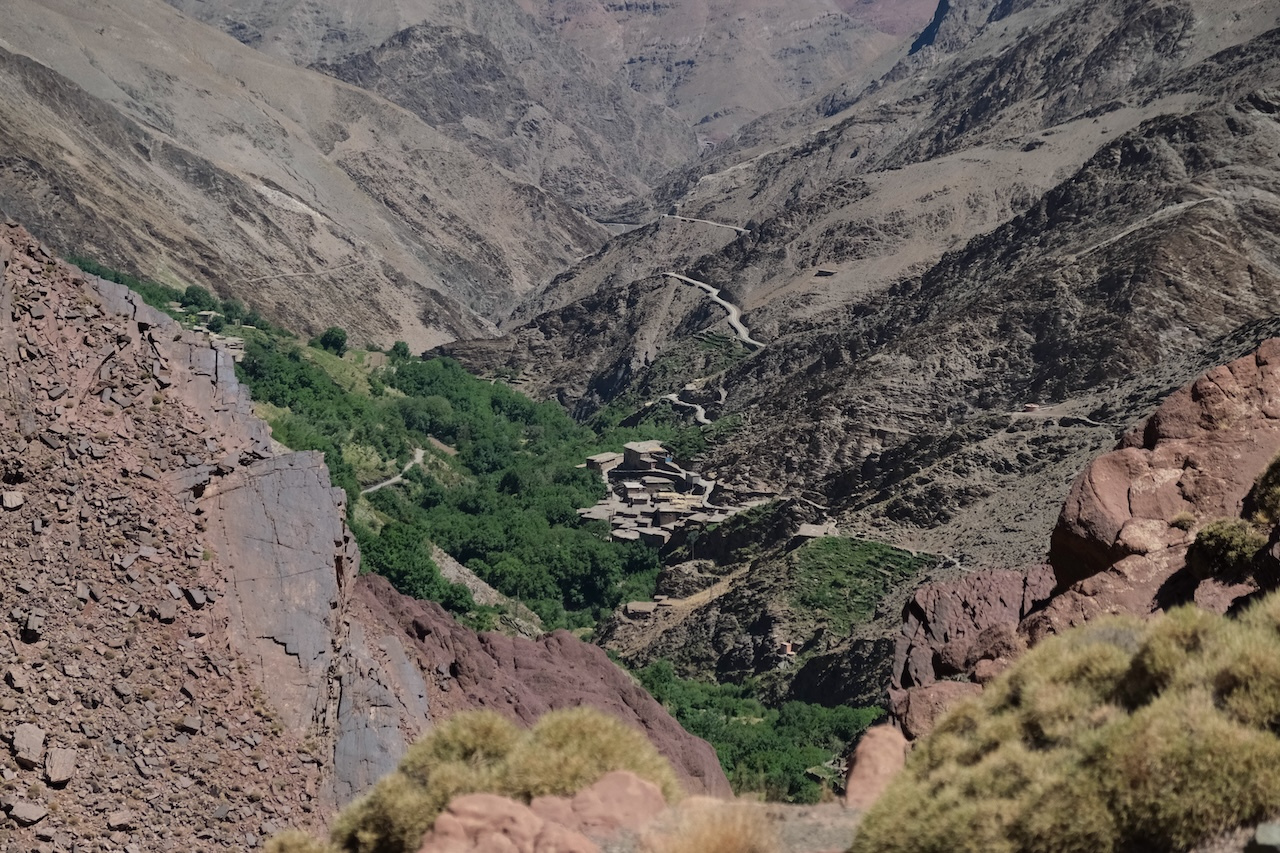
<box><xmin>417</xmin><ymin>793</ymin><xmax>599</xmax><ymax>853</ymax></box>
<box><xmin>1051</xmin><ymin>338</ymin><xmax>1280</xmax><ymax>593</ymax></box>
<box><xmin>844</xmin><ymin>725</ymin><xmax>908</xmax><ymax>810</ymax></box>
<box><xmin>892</xmin><ymin>567</ymin><xmax>1048</xmax><ymax>689</ymax></box>
<box><xmin>12</xmin><ymin>724</ymin><xmax>44</xmax><ymax>769</ymax></box>
<box><xmin>889</xmin><ymin>681</ymin><xmax>983</xmax><ymax>741</ymax></box>
<box><xmin>529</xmin><ymin>771</ymin><xmax>666</xmax><ymax>840</ymax></box>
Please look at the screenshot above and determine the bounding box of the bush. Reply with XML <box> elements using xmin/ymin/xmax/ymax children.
<box><xmin>502</xmin><ymin>707</ymin><xmax>682</xmax><ymax>802</ymax></box>
<box><xmin>1249</xmin><ymin>452</ymin><xmax>1280</xmax><ymax>527</ymax></box>
<box><xmin>1185</xmin><ymin>518</ymin><xmax>1266</xmax><ymax>580</ymax></box>
<box><xmin>850</xmin><ymin>595</ymin><xmax>1280</xmax><ymax>853</ymax></box>
<box><xmin>182</xmin><ymin>284</ymin><xmax>219</xmax><ymax>311</ymax></box>
<box><xmin>318</xmin><ymin>708</ymin><xmax>682</xmax><ymax>853</ymax></box>
<box><xmin>318</xmin><ymin>326</ymin><xmax>348</xmax><ymax>355</ymax></box>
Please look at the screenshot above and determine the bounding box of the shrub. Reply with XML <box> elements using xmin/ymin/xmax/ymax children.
<box><xmin>1249</xmin><ymin>452</ymin><xmax>1280</xmax><ymax>527</ymax></box>
<box><xmin>1169</xmin><ymin>510</ymin><xmax>1196</xmax><ymax>531</ymax></box>
<box><xmin>316</xmin><ymin>708</ymin><xmax>682</xmax><ymax>853</ymax></box>
<box><xmin>264</xmin><ymin>831</ymin><xmax>337</xmax><ymax>853</ymax></box>
<box><xmin>850</xmin><ymin>593</ymin><xmax>1280</xmax><ymax>853</ymax></box>
<box><xmin>1185</xmin><ymin>518</ymin><xmax>1266</xmax><ymax>580</ymax></box>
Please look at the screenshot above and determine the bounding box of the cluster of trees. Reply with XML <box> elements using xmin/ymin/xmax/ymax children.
<box><xmin>636</xmin><ymin>660</ymin><xmax>883</xmax><ymax>803</ymax></box>
<box><xmin>235</xmin><ymin>339</ymin><xmax>663</xmax><ymax>628</ymax></box>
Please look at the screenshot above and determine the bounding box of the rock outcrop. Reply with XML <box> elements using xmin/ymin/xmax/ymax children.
<box><xmin>843</xmin><ymin>725</ymin><xmax>908</xmax><ymax>811</ymax></box>
<box><xmin>885</xmin><ymin>338</ymin><xmax>1280</xmax><ymax>736</ymax></box>
<box><xmin>1035</xmin><ymin>338</ymin><xmax>1280</xmax><ymax>638</ymax></box>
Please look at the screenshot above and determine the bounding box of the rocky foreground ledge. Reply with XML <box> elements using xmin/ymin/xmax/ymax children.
<box><xmin>0</xmin><ymin>222</ymin><xmax>726</xmax><ymax>851</ymax></box>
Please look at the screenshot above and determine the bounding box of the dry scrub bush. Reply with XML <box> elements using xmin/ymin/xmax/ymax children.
<box><xmin>641</xmin><ymin>801</ymin><xmax>778</xmax><ymax>853</ymax></box>
<box><xmin>265</xmin><ymin>830</ymin><xmax>337</xmax><ymax>853</ymax></box>
<box><xmin>851</xmin><ymin>597</ymin><xmax>1280</xmax><ymax>853</ymax></box>
<box><xmin>1186</xmin><ymin>518</ymin><xmax>1266</xmax><ymax>580</ymax></box>
<box><xmin>295</xmin><ymin>708</ymin><xmax>681</xmax><ymax>853</ymax></box>
<box><xmin>1248</xmin><ymin>451</ymin><xmax>1280</xmax><ymax>527</ymax></box>
<box><xmin>502</xmin><ymin>706</ymin><xmax>683</xmax><ymax>802</ymax></box>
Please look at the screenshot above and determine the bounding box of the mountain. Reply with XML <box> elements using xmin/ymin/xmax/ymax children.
<box><xmin>511</xmin><ymin>0</ymin><xmax>937</xmax><ymax>139</ymax></box>
<box><xmin>165</xmin><ymin>0</ymin><xmax>936</xmax><ymax>142</ymax></box>
<box><xmin>0</xmin><ymin>0</ymin><xmax>609</xmax><ymax>352</ymax></box>
<box><xmin>444</xmin><ymin>0</ymin><xmax>1280</xmax><ymax>571</ymax></box>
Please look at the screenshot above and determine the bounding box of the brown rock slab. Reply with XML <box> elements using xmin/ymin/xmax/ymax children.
<box><xmin>44</xmin><ymin>747</ymin><xmax>76</xmax><ymax>786</ymax></box>
<box><xmin>12</xmin><ymin>723</ymin><xmax>45</xmax><ymax>769</ymax></box>
<box><xmin>530</xmin><ymin>771</ymin><xmax>666</xmax><ymax>840</ymax></box>
<box><xmin>9</xmin><ymin>800</ymin><xmax>47</xmax><ymax>826</ymax></box>
<box><xmin>419</xmin><ymin>793</ymin><xmax>599</xmax><ymax>853</ymax></box>
<box><xmin>844</xmin><ymin>725</ymin><xmax>908</xmax><ymax>810</ymax></box>
<box><xmin>1</xmin><ymin>491</ymin><xmax>24</xmax><ymax>510</ymax></box>
<box><xmin>890</xmin><ymin>682</ymin><xmax>983</xmax><ymax>741</ymax></box>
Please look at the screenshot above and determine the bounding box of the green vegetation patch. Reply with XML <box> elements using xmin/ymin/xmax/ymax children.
<box><xmin>852</xmin><ymin>593</ymin><xmax>1280</xmax><ymax>853</ymax></box>
<box><xmin>237</xmin><ymin>338</ymin><xmax>665</xmax><ymax>629</ymax></box>
<box><xmin>637</xmin><ymin>660</ymin><xmax>882</xmax><ymax>804</ymax></box>
<box><xmin>791</xmin><ymin>538</ymin><xmax>936</xmax><ymax>636</ymax></box>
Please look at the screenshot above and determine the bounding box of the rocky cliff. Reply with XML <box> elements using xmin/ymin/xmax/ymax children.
<box><xmin>885</xmin><ymin>337</ymin><xmax>1280</xmax><ymax>736</ymax></box>
<box><xmin>0</xmin><ymin>221</ymin><xmax>727</xmax><ymax>850</ymax></box>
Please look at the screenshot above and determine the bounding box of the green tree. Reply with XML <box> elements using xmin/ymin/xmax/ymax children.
<box><xmin>391</xmin><ymin>340</ymin><xmax>412</xmax><ymax>361</ymax></box>
<box><xmin>318</xmin><ymin>326</ymin><xmax>348</xmax><ymax>355</ymax></box>
<box><xmin>182</xmin><ymin>284</ymin><xmax>219</xmax><ymax>311</ymax></box>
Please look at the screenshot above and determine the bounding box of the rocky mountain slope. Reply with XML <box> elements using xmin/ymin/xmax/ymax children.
<box><xmin>311</xmin><ymin>18</ymin><xmax>695</xmax><ymax>218</ymax></box>
<box><xmin>0</xmin><ymin>0</ymin><xmax>609</xmax><ymax>352</ymax></box>
<box><xmin>0</xmin><ymin>221</ymin><xmax>726</xmax><ymax>849</ymax></box>
<box><xmin>512</xmin><ymin>0</ymin><xmax>937</xmax><ymax>139</ymax></box>
<box><xmin>164</xmin><ymin>0</ymin><xmax>935</xmax><ymax>142</ymax></box>
<box><xmin>446</xmin><ymin>0</ymin><xmax>1280</xmax><ymax>572</ymax></box>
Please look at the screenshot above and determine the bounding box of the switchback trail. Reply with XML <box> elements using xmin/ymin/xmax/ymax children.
<box><xmin>361</xmin><ymin>448</ymin><xmax>426</xmax><ymax>494</ymax></box>
<box><xmin>662</xmin><ymin>393</ymin><xmax>711</xmax><ymax>425</ymax></box>
<box><xmin>662</xmin><ymin>272</ymin><xmax>765</xmax><ymax>349</ymax></box>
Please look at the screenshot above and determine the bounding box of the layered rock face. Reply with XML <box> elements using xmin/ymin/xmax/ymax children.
<box><xmin>0</xmin><ymin>222</ymin><xmax>728</xmax><ymax>850</ymax></box>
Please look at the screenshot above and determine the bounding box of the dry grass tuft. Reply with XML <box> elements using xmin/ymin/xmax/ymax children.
<box><xmin>502</xmin><ymin>706</ymin><xmax>683</xmax><ymax>802</ymax></box>
<box><xmin>641</xmin><ymin>801</ymin><xmax>778</xmax><ymax>853</ymax></box>
<box><xmin>263</xmin><ymin>830</ymin><xmax>337</xmax><ymax>853</ymax></box>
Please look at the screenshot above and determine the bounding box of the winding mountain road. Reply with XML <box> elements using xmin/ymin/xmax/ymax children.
<box><xmin>361</xmin><ymin>448</ymin><xmax>426</xmax><ymax>495</ymax></box>
<box><xmin>662</xmin><ymin>272</ymin><xmax>765</xmax><ymax>349</ymax></box>
<box><xmin>663</xmin><ymin>393</ymin><xmax>711</xmax><ymax>425</ymax></box>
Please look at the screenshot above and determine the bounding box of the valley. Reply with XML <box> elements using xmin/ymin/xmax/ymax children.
<box><xmin>3</xmin><ymin>0</ymin><xmax>1280</xmax><ymax>850</ymax></box>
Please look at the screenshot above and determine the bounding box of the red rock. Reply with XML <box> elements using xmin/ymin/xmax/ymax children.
<box><xmin>419</xmin><ymin>793</ymin><xmax>599</xmax><ymax>853</ymax></box>
<box><xmin>529</xmin><ymin>771</ymin><xmax>666</xmax><ymax>840</ymax></box>
<box><xmin>353</xmin><ymin>575</ymin><xmax>732</xmax><ymax>798</ymax></box>
<box><xmin>1050</xmin><ymin>339</ymin><xmax>1280</xmax><ymax>593</ymax></box>
<box><xmin>844</xmin><ymin>725</ymin><xmax>907</xmax><ymax>810</ymax></box>
<box><xmin>893</xmin><ymin>569</ymin><xmax>1043</xmax><ymax>689</ymax></box>
<box><xmin>889</xmin><ymin>681</ymin><xmax>983</xmax><ymax>740</ymax></box>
